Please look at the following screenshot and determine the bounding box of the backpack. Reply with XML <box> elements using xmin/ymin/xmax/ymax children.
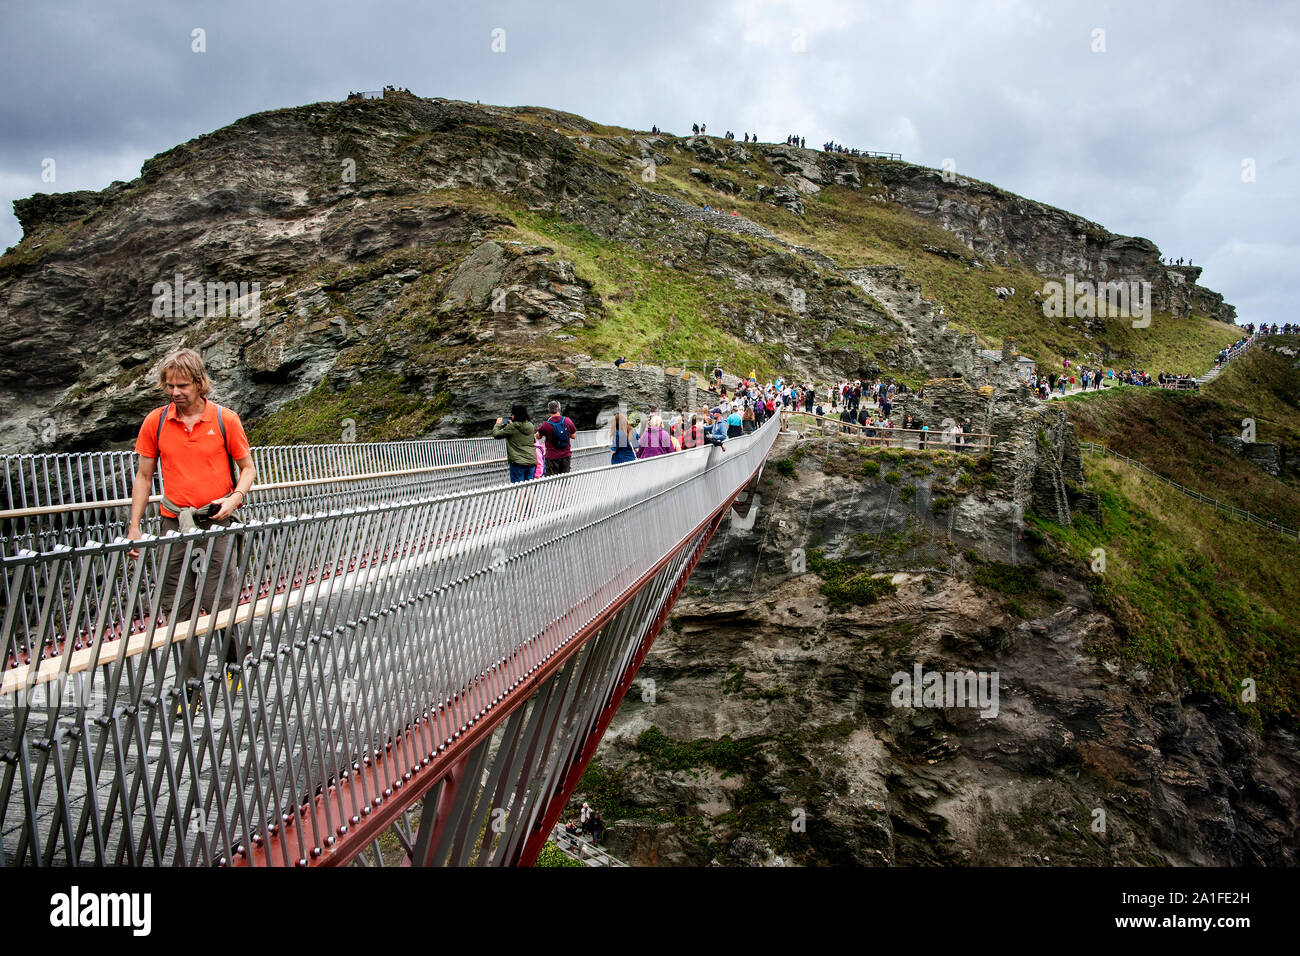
<box><xmin>548</xmin><ymin>417</ymin><xmax>571</xmax><ymax>451</ymax></box>
<box><xmin>156</xmin><ymin>401</ymin><xmax>238</xmax><ymax>487</ymax></box>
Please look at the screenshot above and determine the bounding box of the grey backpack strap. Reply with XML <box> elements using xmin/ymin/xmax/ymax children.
<box><xmin>154</xmin><ymin>404</ymin><xmax>169</xmax><ymax>447</ymax></box>
<box><xmin>221</xmin><ymin>405</ymin><xmax>237</xmax><ymax>487</ymax></box>
<box><xmin>213</xmin><ymin>402</ymin><xmax>239</xmax><ymax>488</ymax></box>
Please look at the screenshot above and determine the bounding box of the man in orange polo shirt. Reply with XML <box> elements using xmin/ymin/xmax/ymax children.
<box><xmin>127</xmin><ymin>348</ymin><xmax>256</xmax><ymax>693</ymax></box>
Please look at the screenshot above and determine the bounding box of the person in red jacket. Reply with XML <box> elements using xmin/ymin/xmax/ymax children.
<box><xmin>536</xmin><ymin>400</ymin><xmax>578</xmax><ymax>476</ymax></box>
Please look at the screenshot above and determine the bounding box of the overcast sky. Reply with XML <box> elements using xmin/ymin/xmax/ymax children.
<box><xmin>1</xmin><ymin>0</ymin><xmax>1294</xmax><ymax>325</ymax></box>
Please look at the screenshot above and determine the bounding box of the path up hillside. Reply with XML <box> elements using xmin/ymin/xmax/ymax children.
<box><xmin>1064</xmin><ymin>336</ymin><xmax>1300</xmax><ymax>528</ymax></box>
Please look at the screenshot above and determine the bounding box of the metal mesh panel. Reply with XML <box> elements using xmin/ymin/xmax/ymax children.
<box><xmin>0</xmin><ymin>422</ymin><xmax>777</xmax><ymax>866</ymax></box>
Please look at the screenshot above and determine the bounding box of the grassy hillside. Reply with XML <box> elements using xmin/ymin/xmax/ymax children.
<box><xmin>1203</xmin><ymin>337</ymin><xmax>1300</xmax><ymax>447</ymax></box>
<box><xmin>1032</xmin><ymin>451</ymin><xmax>1300</xmax><ymax>725</ymax></box>
<box><xmin>1064</xmin><ymin>338</ymin><xmax>1300</xmax><ymax>530</ymax></box>
<box><xmin>496</xmin><ymin>203</ymin><xmax>793</xmax><ymax>377</ymax></box>
<box><xmin>537</xmin><ymin>116</ymin><xmax>1240</xmax><ymax>376</ymax></box>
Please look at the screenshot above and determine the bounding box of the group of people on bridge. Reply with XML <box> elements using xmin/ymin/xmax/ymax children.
<box><xmin>491</xmin><ymin>401</ymin><xmax>581</xmax><ymax>483</ymax></box>
<box><xmin>493</xmin><ymin>369</ymin><xmax>950</xmax><ymax>473</ymax></box>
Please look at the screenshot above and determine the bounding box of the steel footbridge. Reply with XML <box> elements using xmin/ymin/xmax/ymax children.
<box><xmin>0</xmin><ymin>421</ymin><xmax>777</xmax><ymax>866</ymax></box>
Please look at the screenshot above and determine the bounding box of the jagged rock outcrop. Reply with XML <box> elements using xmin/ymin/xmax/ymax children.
<box><xmin>1216</xmin><ymin>436</ymin><xmax>1286</xmax><ymax>478</ymax></box>
<box><xmin>871</xmin><ymin>163</ymin><xmax>1236</xmax><ymax>324</ymax></box>
<box><xmin>13</xmin><ymin>183</ymin><xmax>131</xmax><ymax>234</ymax></box>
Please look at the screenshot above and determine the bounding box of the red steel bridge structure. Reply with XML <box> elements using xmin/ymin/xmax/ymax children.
<box><xmin>0</xmin><ymin>421</ymin><xmax>777</xmax><ymax>866</ymax></box>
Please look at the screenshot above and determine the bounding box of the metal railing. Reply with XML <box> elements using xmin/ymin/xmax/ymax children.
<box><xmin>1208</xmin><ymin>335</ymin><xmax>1258</xmax><ymax>373</ymax></box>
<box><xmin>1</xmin><ymin>431</ymin><xmax>605</xmax><ymax>554</ymax></box>
<box><xmin>606</xmin><ymin>358</ymin><xmax>727</xmax><ymax>380</ymax></box>
<box><xmin>550</xmin><ymin>823</ymin><xmax>627</xmax><ymax>866</ymax></box>
<box><xmin>0</xmin><ymin>419</ymin><xmax>778</xmax><ymax>866</ymax></box>
<box><xmin>787</xmin><ymin>413</ymin><xmax>994</xmax><ymax>453</ymax></box>
<box><xmin>1079</xmin><ymin>441</ymin><xmax>1297</xmax><ymax>540</ymax></box>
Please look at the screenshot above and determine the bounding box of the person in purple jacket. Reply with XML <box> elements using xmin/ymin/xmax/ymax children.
<box><xmin>637</xmin><ymin>415</ymin><xmax>674</xmax><ymax>458</ymax></box>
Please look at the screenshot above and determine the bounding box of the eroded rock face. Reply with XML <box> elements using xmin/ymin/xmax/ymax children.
<box><xmin>1216</xmin><ymin>435</ymin><xmax>1286</xmax><ymax>478</ymax></box>
<box><xmin>871</xmin><ymin>164</ymin><xmax>1236</xmax><ymax>324</ymax></box>
<box><xmin>0</xmin><ymin>98</ymin><xmax>925</xmax><ymax>452</ymax></box>
<box><xmin>0</xmin><ymin>94</ymin><xmax>1238</xmax><ymax>456</ymax></box>
<box><xmin>576</xmin><ymin>435</ymin><xmax>1299</xmax><ymax>866</ymax></box>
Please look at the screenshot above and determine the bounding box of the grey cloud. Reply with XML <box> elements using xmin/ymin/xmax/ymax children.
<box><xmin>1</xmin><ymin>0</ymin><xmax>1294</xmax><ymax>322</ymax></box>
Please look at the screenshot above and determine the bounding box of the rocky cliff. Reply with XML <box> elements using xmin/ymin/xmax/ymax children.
<box><xmin>575</xmin><ymin>432</ymin><xmax>1298</xmax><ymax>866</ymax></box>
<box><xmin>1</xmin><ymin>93</ymin><xmax>1235</xmax><ymax>452</ymax></box>
<box><xmin>872</xmin><ymin>164</ymin><xmax>1235</xmax><ymax>323</ymax></box>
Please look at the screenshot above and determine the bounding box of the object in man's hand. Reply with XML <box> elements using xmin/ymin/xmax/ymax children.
<box><xmin>193</xmin><ymin>503</ymin><xmax>220</xmax><ymax>529</ymax></box>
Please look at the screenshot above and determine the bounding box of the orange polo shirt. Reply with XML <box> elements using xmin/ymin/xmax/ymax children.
<box><xmin>135</xmin><ymin>401</ymin><xmax>251</xmax><ymax>518</ymax></box>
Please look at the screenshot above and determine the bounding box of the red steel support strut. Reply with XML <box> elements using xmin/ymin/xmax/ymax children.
<box><xmin>516</xmin><ymin>508</ymin><xmax>728</xmax><ymax>866</ymax></box>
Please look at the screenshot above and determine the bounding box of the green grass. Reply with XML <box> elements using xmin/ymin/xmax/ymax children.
<box><xmin>972</xmin><ymin>561</ymin><xmax>1037</xmax><ymax>595</ymax></box>
<box><xmin>247</xmin><ymin>375</ymin><xmax>450</xmax><ymax>444</ymax></box>
<box><xmin>1204</xmin><ymin>337</ymin><xmax>1300</xmax><ymax>451</ymax></box>
<box><xmin>1065</xmin><ymin>345</ymin><xmax>1300</xmax><ymax>530</ymax></box>
<box><xmin>504</xmin><ymin>210</ymin><xmax>788</xmax><ymax>377</ymax></box>
<box><xmin>1032</xmin><ymin>454</ymin><xmax>1300</xmax><ymax>723</ymax></box>
<box><xmin>635</xmin><ymin>726</ymin><xmax>766</xmax><ymax>776</ymax></box>
<box><xmin>807</xmin><ymin>549</ymin><xmax>898</xmax><ymax>608</ymax></box>
<box><xmin>532</xmin><ymin>841</ymin><xmax>586</xmax><ymax>867</ymax></box>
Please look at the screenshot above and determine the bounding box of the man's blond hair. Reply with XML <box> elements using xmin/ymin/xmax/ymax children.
<box><xmin>157</xmin><ymin>348</ymin><xmax>212</xmax><ymax>396</ymax></box>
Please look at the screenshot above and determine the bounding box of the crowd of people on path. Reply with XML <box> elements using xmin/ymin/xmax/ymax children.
<box><xmin>492</xmin><ymin>367</ymin><xmax>964</xmax><ymax>476</ymax></box>
<box><xmin>1033</xmin><ymin>361</ymin><xmax>1196</xmax><ymax>400</ymax></box>
<box><xmin>1031</xmin><ymin>324</ymin><xmax>1298</xmax><ymax>401</ymax></box>
<box><xmin>646</xmin><ymin>127</ymin><xmax>899</xmax><ymax>157</ymax></box>
<box><xmin>822</xmin><ymin>141</ymin><xmax>865</xmax><ymax>156</ymax></box>
<box><xmin>497</xmin><ymin>328</ymin><xmax>1293</xmax><ymax>475</ymax></box>
<box><xmin>1215</xmin><ymin>335</ymin><xmax>1257</xmax><ymax>368</ymax></box>
<box><xmin>799</xmin><ymin>378</ymin><xmax>980</xmax><ymax>446</ymax></box>
<box><xmin>679</xmin><ymin>123</ymin><xmax>760</xmax><ymax>142</ymax></box>
<box><xmin>1239</xmin><ymin>322</ymin><xmax>1296</xmax><ymax>337</ymax></box>
<box><xmin>1160</xmin><ymin>257</ymin><xmax>1194</xmax><ymax>266</ymax></box>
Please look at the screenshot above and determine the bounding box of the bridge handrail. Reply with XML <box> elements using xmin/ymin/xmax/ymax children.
<box><xmin>1</xmin><ymin>431</ymin><xmax>606</xmax><ymax>553</ymax></box>
<box><xmin>0</xmin><ymin>419</ymin><xmax>779</xmax><ymax>866</ymax></box>
<box><xmin>788</xmin><ymin>412</ymin><xmax>995</xmax><ymax>452</ymax></box>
